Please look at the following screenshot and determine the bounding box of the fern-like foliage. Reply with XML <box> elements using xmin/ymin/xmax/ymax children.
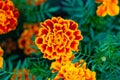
<box><xmin>12</xmin><ymin>0</ymin><xmax>60</xmax><ymax>23</ymax></box>
<box><xmin>93</xmin><ymin>34</ymin><xmax>120</xmax><ymax>80</ymax></box>
<box><xmin>27</xmin><ymin>53</ymin><xmax>52</xmax><ymax>80</ymax></box>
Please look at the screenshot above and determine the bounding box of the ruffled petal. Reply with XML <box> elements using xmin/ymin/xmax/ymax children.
<box><xmin>107</xmin><ymin>3</ymin><xmax>119</xmax><ymax>16</ymax></box>
<box><xmin>96</xmin><ymin>4</ymin><xmax>107</xmax><ymax>17</ymax></box>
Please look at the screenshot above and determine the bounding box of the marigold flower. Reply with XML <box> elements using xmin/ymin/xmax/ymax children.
<box><xmin>26</xmin><ymin>0</ymin><xmax>46</xmax><ymax>6</ymax></box>
<box><xmin>35</xmin><ymin>17</ymin><xmax>83</xmax><ymax>60</ymax></box>
<box><xmin>10</xmin><ymin>68</ymin><xmax>36</xmax><ymax>80</ymax></box>
<box><xmin>51</xmin><ymin>60</ymin><xmax>96</xmax><ymax>80</ymax></box>
<box><xmin>96</xmin><ymin>0</ymin><xmax>119</xmax><ymax>16</ymax></box>
<box><xmin>0</xmin><ymin>0</ymin><xmax>19</xmax><ymax>34</ymax></box>
<box><xmin>18</xmin><ymin>23</ymin><xmax>39</xmax><ymax>55</ymax></box>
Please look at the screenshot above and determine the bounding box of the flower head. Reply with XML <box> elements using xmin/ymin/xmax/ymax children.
<box><xmin>0</xmin><ymin>0</ymin><xmax>19</xmax><ymax>34</ymax></box>
<box><xmin>35</xmin><ymin>17</ymin><xmax>83</xmax><ymax>60</ymax></box>
<box><xmin>51</xmin><ymin>60</ymin><xmax>96</xmax><ymax>80</ymax></box>
<box><xmin>18</xmin><ymin>23</ymin><xmax>39</xmax><ymax>55</ymax></box>
<box><xmin>96</xmin><ymin>0</ymin><xmax>119</xmax><ymax>16</ymax></box>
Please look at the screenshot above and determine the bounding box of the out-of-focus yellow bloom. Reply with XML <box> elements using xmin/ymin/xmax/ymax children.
<box><xmin>50</xmin><ymin>60</ymin><xmax>96</xmax><ymax>80</ymax></box>
<box><xmin>0</xmin><ymin>0</ymin><xmax>19</xmax><ymax>34</ymax></box>
<box><xmin>96</xmin><ymin>0</ymin><xmax>119</xmax><ymax>16</ymax></box>
<box><xmin>0</xmin><ymin>56</ymin><xmax>3</xmax><ymax>68</ymax></box>
<box><xmin>26</xmin><ymin>0</ymin><xmax>46</xmax><ymax>6</ymax></box>
<box><xmin>18</xmin><ymin>23</ymin><xmax>39</xmax><ymax>55</ymax></box>
<box><xmin>10</xmin><ymin>68</ymin><xmax>36</xmax><ymax>80</ymax></box>
<box><xmin>35</xmin><ymin>17</ymin><xmax>83</xmax><ymax>60</ymax></box>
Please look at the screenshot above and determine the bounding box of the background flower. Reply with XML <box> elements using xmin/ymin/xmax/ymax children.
<box><xmin>96</xmin><ymin>0</ymin><xmax>119</xmax><ymax>16</ymax></box>
<box><xmin>0</xmin><ymin>0</ymin><xmax>19</xmax><ymax>34</ymax></box>
<box><xmin>10</xmin><ymin>69</ymin><xmax>36</xmax><ymax>80</ymax></box>
<box><xmin>18</xmin><ymin>23</ymin><xmax>39</xmax><ymax>55</ymax></box>
<box><xmin>0</xmin><ymin>38</ymin><xmax>17</xmax><ymax>54</ymax></box>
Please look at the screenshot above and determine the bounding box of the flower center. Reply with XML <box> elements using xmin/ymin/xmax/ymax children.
<box><xmin>54</xmin><ymin>34</ymin><xmax>63</xmax><ymax>44</ymax></box>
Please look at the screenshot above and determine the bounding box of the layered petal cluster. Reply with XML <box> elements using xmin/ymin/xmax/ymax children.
<box><xmin>50</xmin><ymin>60</ymin><xmax>96</xmax><ymax>80</ymax></box>
<box><xmin>35</xmin><ymin>17</ymin><xmax>83</xmax><ymax>60</ymax></box>
<box><xmin>56</xmin><ymin>51</ymin><xmax>75</xmax><ymax>65</ymax></box>
<box><xmin>96</xmin><ymin>0</ymin><xmax>119</xmax><ymax>16</ymax></box>
<box><xmin>10</xmin><ymin>69</ymin><xmax>36</xmax><ymax>80</ymax></box>
<box><xmin>0</xmin><ymin>46</ymin><xmax>4</xmax><ymax>68</ymax></box>
<box><xmin>26</xmin><ymin>0</ymin><xmax>46</xmax><ymax>6</ymax></box>
<box><xmin>0</xmin><ymin>38</ymin><xmax>17</xmax><ymax>54</ymax></box>
<box><xmin>0</xmin><ymin>0</ymin><xmax>19</xmax><ymax>34</ymax></box>
<box><xmin>18</xmin><ymin>23</ymin><xmax>39</xmax><ymax>55</ymax></box>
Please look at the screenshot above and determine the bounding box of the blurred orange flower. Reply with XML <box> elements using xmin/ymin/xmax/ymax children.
<box><xmin>10</xmin><ymin>69</ymin><xmax>36</xmax><ymax>80</ymax></box>
<box><xmin>0</xmin><ymin>0</ymin><xmax>19</xmax><ymax>34</ymax></box>
<box><xmin>26</xmin><ymin>0</ymin><xmax>46</xmax><ymax>6</ymax></box>
<box><xmin>0</xmin><ymin>38</ymin><xmax>17</xmax><ymax>54</ymax></box>
<box><xmin>50</xmin><ymin>60</ymin><xmax>96</xmax><ymax>80</ymax></box>
<box><xmin>96</xmin><ymin>0</ymin><xmax>119</xmax><ymax>16</ymax></box>
<box><xmin>35</xmin><ymin>17</ymin><xmax>83</xmax><ymax>60</ymax></box>
<box><xmin>18</xmin><ymin>23</ymin><xmax>39</xmax><ymax>55</ymax></box>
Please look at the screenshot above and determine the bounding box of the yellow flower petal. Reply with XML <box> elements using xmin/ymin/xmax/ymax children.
<box><xmin>107</xmin><ymin>3</ymin><xmax>119</xmax><ymax>16</ymax></box>
<box><xmin>0</xmin><ymin>57</ymin><xmax>3</xmax><ymax>68</ymax></box>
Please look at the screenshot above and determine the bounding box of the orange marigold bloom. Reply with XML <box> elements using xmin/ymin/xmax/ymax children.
<box><xmin>0</xmin><ymin>0</ymin><xmax>19</xmax><ymax>34</ymax></box>
<box><xmin>26</xmin><ymin>0</ymin><xmax>46</xmax><ymax>6</ymax></box>
<box><xmin>18</xmin><ymin>23</ymin><xmax>39</xmax><ymax>55</ymax></box>
<box><xmin>51</xmin><ymin>60</ymin><xmax>96</xmax><ymax>80</ymax></box>
<box><xmin>10</xmin><ymin>68</ymin><xmax>36</xmax><ymax>80</ymax></box>
<box><xmin>96</xmin><ymin>0</ymin><xmax>119</xmax><ymax>16</ymax></box>
<box><xmin>35</xmin><ymin>17</ymin><xmax>83</xmax><ymax>60</ymax></box>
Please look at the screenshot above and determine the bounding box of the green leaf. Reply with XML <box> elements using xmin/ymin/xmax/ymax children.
<box><xmin>8</xmin><ymin>60</ymin><xmax>13</xmax><ymax>72</ymax></box>
<box><xmin>50</xmin><ymin>72</ymin><xmax>58</xmax><ymax>80</ymax></box>
<box><xmin>48</xmin><ymin>7</ymin><xmax>60</xmax><ymax>12</ymax></box>
<box><xmin>15</xmin><ymin>60</ymin><xmax>21</xmax><ymax>71</ymax></box>
<box><xmin>90</xmin><ymin>28</ymin><xmax>94</xmax><ymax>40</ymax></box>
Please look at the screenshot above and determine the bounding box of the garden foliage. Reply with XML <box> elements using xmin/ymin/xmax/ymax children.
<box><xmin>0</xmin><ymin>0</ymin><xmax>120</xmax><ymax>80</ymax></box>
